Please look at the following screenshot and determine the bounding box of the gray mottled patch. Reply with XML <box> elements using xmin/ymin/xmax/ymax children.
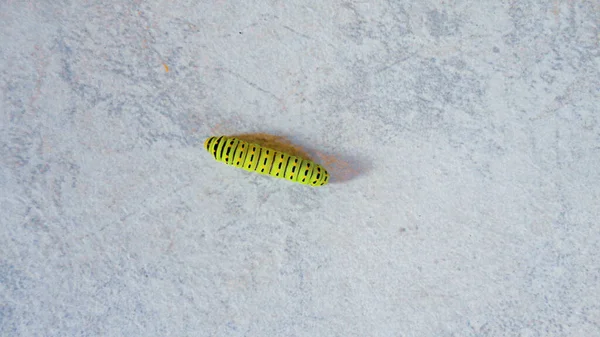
<box><xmin>426</xmin><ymin>9</ymin><xmax>459</xmax><ymax>37</ymax></box>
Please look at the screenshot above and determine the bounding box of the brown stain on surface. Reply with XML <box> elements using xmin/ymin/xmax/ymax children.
<box><xmin>229</xmin><ymin>133</ymin><xmax>312</xmax><ymax>160</ymax></box>
<box><xmin>312</xmin><ymin>151</ymin><xmax>362</xmax><ymax>183</ymax></box>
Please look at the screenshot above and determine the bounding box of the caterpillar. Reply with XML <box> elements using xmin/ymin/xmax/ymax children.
<box><xmin>204</xmin><ymin>136</ymin><xmax>329</xmax><ymax>186</ymax></box>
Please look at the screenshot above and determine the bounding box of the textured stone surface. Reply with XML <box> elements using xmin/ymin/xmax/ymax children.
<box><xmin>1</xmin><ymin>1</ymin><xmax>599</xmax><ymax>336</ymax></box>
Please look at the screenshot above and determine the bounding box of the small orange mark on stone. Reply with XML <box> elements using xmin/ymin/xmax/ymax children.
<box><xmin>163</xmin><ymin>63</ymin><xmax>169</xmax><ymax>72</ymax></box>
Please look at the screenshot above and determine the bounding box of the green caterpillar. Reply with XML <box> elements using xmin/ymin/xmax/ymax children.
<box><xmin>204</xmin><ymin>136</ymin><xmax>329</xmax><ymax>186</ymax></box>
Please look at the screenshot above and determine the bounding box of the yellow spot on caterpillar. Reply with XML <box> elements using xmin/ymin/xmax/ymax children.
<box><xmin>163</xmin><ymin>63</ymin><xmax>169</xmax><ymax>72</ymax></box>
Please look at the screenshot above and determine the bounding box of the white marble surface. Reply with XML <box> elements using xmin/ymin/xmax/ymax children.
<box><xmin>1</xmin><ymin>1</ymin><xmax>599</xmax><ymax>336</ymax></box>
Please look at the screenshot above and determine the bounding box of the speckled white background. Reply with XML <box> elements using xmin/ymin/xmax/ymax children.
<box><xmin>1</xmin><ymin>0</ymin><xmax>599</xmax><ymax>336</ymax></box>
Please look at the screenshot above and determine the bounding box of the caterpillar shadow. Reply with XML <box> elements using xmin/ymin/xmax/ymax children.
<box><xmin>229</xmin><ymin>133</ymin><xmax>370</xmax><ymax>184</ymax></box>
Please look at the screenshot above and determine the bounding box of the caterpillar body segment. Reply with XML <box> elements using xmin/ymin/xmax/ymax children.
<box><xmin>204</xmin><ymin>136</ymin><xmax>329</xmax><ymax>186</ymax></box>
